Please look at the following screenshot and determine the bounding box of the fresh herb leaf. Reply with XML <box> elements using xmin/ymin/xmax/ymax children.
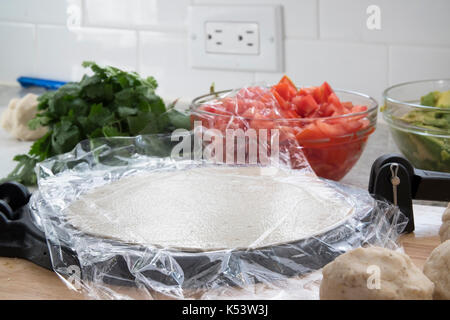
<box><xmin>0</xmin><ymin>154</ymin><xmax>39</xmax><ymax>186</ymax></box>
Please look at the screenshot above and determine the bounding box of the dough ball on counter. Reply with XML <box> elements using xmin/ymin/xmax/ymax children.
<box><xmin>0</xmin><ymin>98</ymin><xmax>19</xmax><ymax>131</ymax></box>
<box><xmin>320</xmin><ymin>246</ymin><xmax>434</xmax><ymax>300</ymax></box>
<box><xmin>0</xmin><ymin>93</ymin><xmax>47</xmax><ymax>141</ymax></box>
<box><xmin>439</xmin><ymin>204</ymin><xmax>450</xmax><ymax>242</ymax></box>
<box><xmin>423</xmin><ymin>240</ymin><xmax>450</xmax><ymax>300</ymax></box>
<box><xmin>440</xmin><ymin>221</ymin><xmax>450</xmax><ymax>242</ymax></box>
<box><xmin>443</xmin><ymin>204</ymin><xmax>450</xmax><ymax>222</ymax></box>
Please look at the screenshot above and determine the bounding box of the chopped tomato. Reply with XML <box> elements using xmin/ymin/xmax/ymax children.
<box><xmin>298</xmin><ymin>87</ymin><xmax>315</xmax><ymax>96</ymax></box>
<box><xmin>321</xmin><ymin>103</ymin><xmax>344</xmax><ymax>117</ymax></box>
<box><xmin>280</xmin><ymin>109</ymin><xmax>299</xmax><ymax>119</ymax></box>
<box><xmin>249</xmin><ymin>112</ymin><xmax>275</xmax><ymax>130</ymax></box>
<box><xmin>351</xmin><ymin>105</ymin><xmax>368</xmax><ymax>113</ymax></box>
<box><xmin>292</xmin><ymin>95</ymin><xmax>319</xmax><ymax>117</ymax></box>
<box><xmin>338</xmin><ymin>117</ymin><xmax>364</xmax><ymax>133</ymax></box>
<box><xmin>312</xmin><ymin>82</ymin><xmax>333</xmax><ymax>104</ymax></box>
<box><xmin>270</xmin><ymin>89</ymin><xmax>288</xmax><ymax>109</ymax></box>
<box><xmin>327</xmin><ymin>93</ymin><xmax>343</xmax><ymax>109</ymax></box>
<box><xmin>295</xmin><ymin>123</ymin><xmax>328</xmax><ymax>141</ymax></box>
<box><xmin>273</xmin><ymin>83</ymin><xmax>297</xmax><ymax>101</ymax></box>
<box><xmin>342</xmin><ymin>101</ymin><xmax>353</xmax><ymax>110</ymax></box>
<box><xmin>279</xmin><ymin>75</ymin><xmax>297</xmax><ymax>91</ymax></box>
<box><xmin>316</xmin><ymin>120</ymin><xmax>347</xmax><ymax>137</ymax></box>
<box><xmin>272</xmin><ymin>75</ymin><xmax>297</xmax><ymax>101</ymax></box>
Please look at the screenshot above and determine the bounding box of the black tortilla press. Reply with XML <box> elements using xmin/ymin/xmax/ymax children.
<box><xmin>0</xmin><ymin>153</ymin><xmax>449</xmax><ymax>288</ymax></box>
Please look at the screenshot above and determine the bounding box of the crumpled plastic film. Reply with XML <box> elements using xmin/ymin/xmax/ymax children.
<box><xmin>29</xmin><ymin>133</ymin><xmax>407</xmax><ymax>300</ymax></box>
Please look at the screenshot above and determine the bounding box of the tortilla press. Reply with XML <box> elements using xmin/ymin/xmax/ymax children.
<box><xmin>0</xmin><ymin>153</ymin><xmax>449</xmax><ymax>288</ymax></box>
<box><xmin>0</xmin><ymin>181</ymin><xmax>78</xmax><ymax>270</ymax></box>
<box><xmin>369</xmin><ymin>153</ymin><xmax>450</xmax><ymax>233</ymax></box>
<box><xmin>0</xmin><ymin>178</ymin><xmax>363</xmax><ymax>287</ymax></box>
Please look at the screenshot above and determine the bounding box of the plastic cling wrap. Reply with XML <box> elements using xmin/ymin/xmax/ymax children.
<box><xmin>30</xmin><ymin>134</ymin><xmax>406</xmax><ymax>300</ymax></box>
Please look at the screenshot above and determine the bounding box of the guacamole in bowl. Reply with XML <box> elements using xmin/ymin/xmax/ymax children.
<box><xmin>383</xmin><ymin>80</ymin><xmax>450</xmax><ymax>173</ymax></box>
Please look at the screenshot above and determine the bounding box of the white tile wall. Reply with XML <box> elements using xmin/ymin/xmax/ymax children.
<box><xmin>84</xmin><ymin>0</ymin><xmax>190</xmax><ymax>31</ymax></box>
<box><xmin>320</xmin><ymin>0</ymin><xmax>450</xmax><ymax>46</ymax></box>
<box><xmin>389</xmin><ymin>46</ymin><xmax>450</xmax><ymax>85</ymax></box>
<box><xmin>35</xmin><ymin>25</ymin><xmax>137</xmax><ymax>81</ymax></box>
<box><xmin>0</xmin><ymin>0</ymin><xmax>449</xmax><ymax>105</ymax></box>
<box><xmin>0</xmin><ymin>0</ymin><xmax>70</xmax><ymax>25</ymax></box>
<box><xmin>0</xmin><ymin>23</ymin><xmax>35</xmax><ymax>81</ymax></box>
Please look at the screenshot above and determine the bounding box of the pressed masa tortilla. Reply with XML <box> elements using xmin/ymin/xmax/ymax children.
<box><xmin>64</xmin><ymin>166</ymin><xmax>355</xmax><ymax>251</ymax></box>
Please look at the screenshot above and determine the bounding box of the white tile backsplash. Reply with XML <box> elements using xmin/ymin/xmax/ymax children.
<box><xmin>0</xmin><ymin>0</ymin><xmax>74</xmax><ymax>25</ymax></box>
<box><xmin>319</xmin><ymin>0</ymin><xmax>364</xmax><ymax>41</ymax></box>
<box><xmin>320</xmin><ymin>0</ymin><xmax>450</xmax><ymax>46</ymax></box>
<box><xmin>0</xmin><ymin>23</ymin><xmax>35</xmax><ymax>84</ymax></box>
<box><xmin>0</xmin><ymin>0</ymin><xmax>449</xmax><ymax>102</ymax></box>
<box><xmin>84</xmin><ymin>0</ymin><xmax>190</xmax><ymax>31</ymax></box>
<box><xmin>139</xmin><ymin>32</ymin><xmax>254</xmax><ymax>102</ymax></box>
<box><xmin>256</xmin><ymin>40</ymin><xmax>388</xmax><ymax>103</ymax></box>
<box><xmin>363</xmin><ymin>0</ymin><xmax>450</xmax><ymax>46</ymax></box>
<box><xmin>389</xmin><ymin>46</ymin><xmax>450</xmax><ymax>85</ymax></box>
<box><xmin>35</xmin><ymin>26</ymin><xmax>137</xmax><ymax>81</ymax></box>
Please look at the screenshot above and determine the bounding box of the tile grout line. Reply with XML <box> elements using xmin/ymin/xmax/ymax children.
<box><xmin>80</xmin><ymin>0</ymin><xmax>86</xmax><ymax>27</ymax></box>
<box><xmin>32</xmin><ymin>23</ymin><xmax>37</xmax><ymax>77</ymax></box>
<box><xmin>386</xmin><ymin>45</ymin><xmax>391</xmax><ymax>86</ymax></box>
<box><xmin>316</xmin><ymin>0</ymin><xmax>320</xmax><ymax>39</ymax></box>
<box><xmin>136</xmin><ymin>30</ymin><xmax>141</xmax><ymax>74</ymax></box>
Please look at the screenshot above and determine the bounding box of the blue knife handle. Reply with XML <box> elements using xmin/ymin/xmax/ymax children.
<box><xmin>17</xmin><ymin>77</ymin><xmax>67</xmax><ymax>90</ymax></box>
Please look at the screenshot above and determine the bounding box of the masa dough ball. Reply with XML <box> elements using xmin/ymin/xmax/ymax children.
<box><xmin>320</xmin><ymin>247</ymin><xmax>434</xmax><ymax>300</ymax></box>
<box><xmin>423</xmin><ymin>240</ymin><xmax>450</xmax><ymax>300</ymax></box>
<box><xmin>440</xmin><ymin>221</ymin><xmax>450</xmax><ymax>242</ymax></box>
<box><xmin>0</xmin><ymin>93</ymin><xmax>47</xmax><ymax>141</ymax></box>
<box><xmin>0</xmin><ymin>98</ymin><xmax>19</xmax><ymax>131</ymax></box>
<box><xmin>440</xmin><ymin>205</ymin><xmax>450</xmax><ymax>242</ymax></box>
<box><xmin>443</xmin><ymin>204</ymin><xmax>450</xmax><ymax>222</ymax></box>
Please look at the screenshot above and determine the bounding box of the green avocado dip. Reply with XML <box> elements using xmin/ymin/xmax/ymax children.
<box><xmin>390</xmin><ymin>90</ymin><xmax>450</xmax><ymax>172</ymax></box>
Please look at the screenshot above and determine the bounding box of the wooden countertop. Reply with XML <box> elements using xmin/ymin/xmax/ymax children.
<box><xmin>0</xmin><ymin>203</ymin><xmax>445</xmax><ymax>300</ymax></box>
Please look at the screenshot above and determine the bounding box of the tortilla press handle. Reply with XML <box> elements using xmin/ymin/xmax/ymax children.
<box><xmin>0</xmin><ymin>181</ymin><xmax>54</xmax><ymax>269</ymax></box>
<box><xmin>369</xmin><ymin>154</ymin><xmax>450</xmax><ymax>233</ymax></box>
<box><xmin>0</xmin><ymin>181</ymin><xmax>83</xmax><ymax>272</ymax></box>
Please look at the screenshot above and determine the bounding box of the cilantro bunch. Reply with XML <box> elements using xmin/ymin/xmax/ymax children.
<box><xmin>2</xmin><ymin>61</ymin><xmax>190</xmax><ymax>185</ymax></box>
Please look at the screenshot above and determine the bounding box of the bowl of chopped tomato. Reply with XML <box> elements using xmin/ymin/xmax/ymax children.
<box><xmin>190</xmin><ymin>76</ymin><xmax>378</xmax><ymax>180</ymax></box>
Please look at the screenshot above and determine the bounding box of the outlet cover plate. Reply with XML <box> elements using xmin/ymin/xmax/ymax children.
<box><xmin>189</xmin><ymin>5</ymin><xmax>283</xmax><ymax>72</ymax></box>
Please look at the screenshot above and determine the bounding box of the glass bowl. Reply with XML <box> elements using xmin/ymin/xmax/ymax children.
<box><xmin>191</xmin><ymin>89</ymin><xmax>378</xmax><ymax>180</ymax></box>
<box><xmin>383</xmin><ymin>79</ymin><xmax>450</xmax><ymax>173</ymax></box>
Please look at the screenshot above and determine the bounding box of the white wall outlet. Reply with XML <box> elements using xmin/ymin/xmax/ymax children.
<box><xmin>205</xmin><ymin>22</ymin><xmax>260</xmax><ymax>55</ymax></box>
<box><xmin>189</xmin><ymin>5</ymin><xmax>283</xmax><ymax>72</ymax></box>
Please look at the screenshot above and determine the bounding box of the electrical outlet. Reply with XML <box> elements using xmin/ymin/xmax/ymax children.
<box><xmin>189</xmin><ymin>5</ymin><xmax>283</xmax><ymax>72</ymax></box>
<box><xmin>205</xmin><ymin>22</ymin><xmax>260</xmax><ymax>55</ymax></box>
